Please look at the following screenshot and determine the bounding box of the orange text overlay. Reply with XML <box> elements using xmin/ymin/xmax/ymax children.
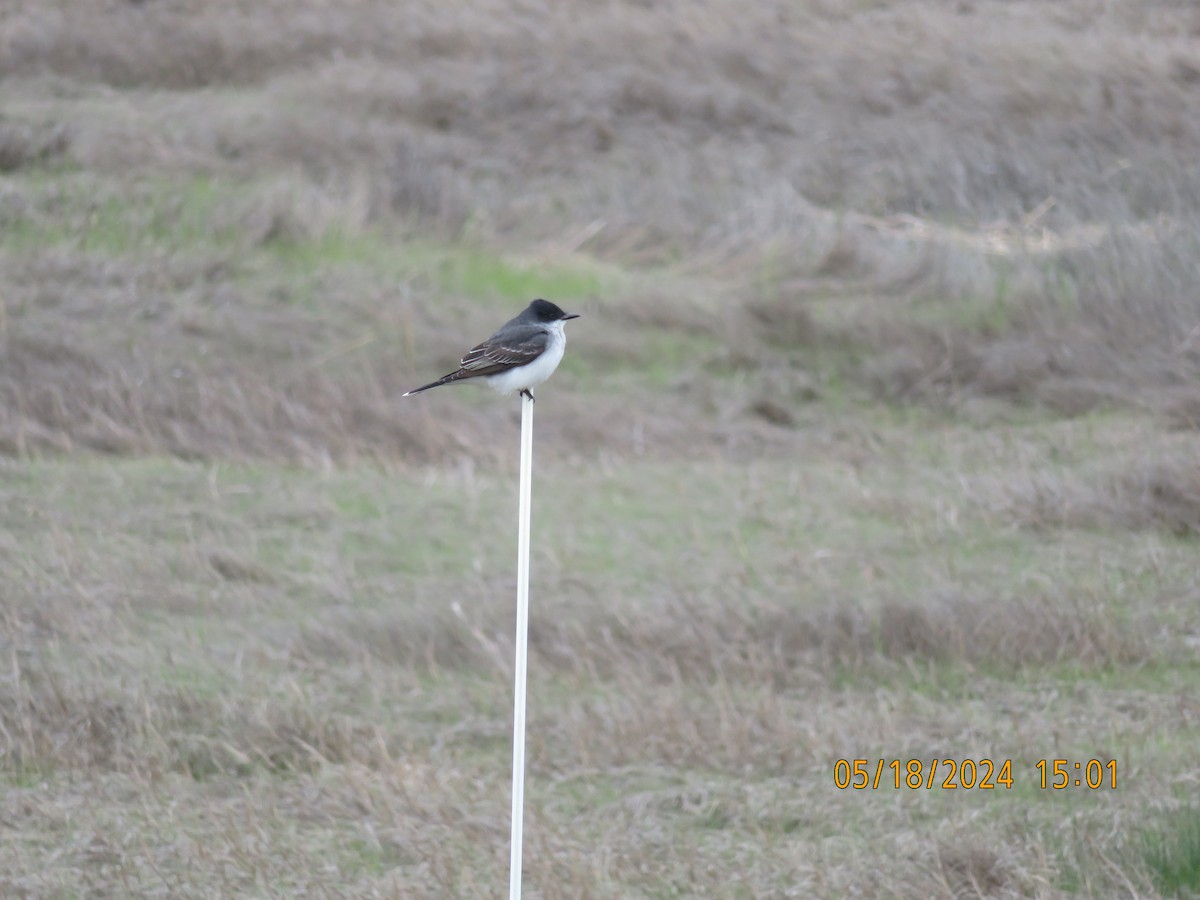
<box><xmin>832</xmin><ymin>758</ymin><xmax>1117</xmax><ymax>791</ymax></box>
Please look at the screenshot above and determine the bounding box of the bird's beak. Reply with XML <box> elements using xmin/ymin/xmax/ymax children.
<box><xmin>563</xmin><ymin>313</ymin><xmax>581</xmax><ymax>320</ymax></box>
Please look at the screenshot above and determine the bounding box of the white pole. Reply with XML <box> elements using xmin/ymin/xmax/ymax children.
<box><xmin>509</xmin><ymin>392</ymin><xmax>534</xmax><ymax>899</ymax></box>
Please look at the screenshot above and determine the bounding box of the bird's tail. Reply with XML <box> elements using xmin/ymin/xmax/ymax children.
<box><xmin>402</xmin><ymin>370</ymin><xmax>470</xmax><ymax>396</ymax></box>
<box><xmin>402</xmin><ymin>379</ymin><xmax>446</xmax><ymax>397</ymax></box>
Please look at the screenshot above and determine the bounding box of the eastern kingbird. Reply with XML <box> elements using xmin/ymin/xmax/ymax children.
<box><xmin>403</xmin><ymin>299</ymin><xmax>580</xmax><ymax>401</ymax></box>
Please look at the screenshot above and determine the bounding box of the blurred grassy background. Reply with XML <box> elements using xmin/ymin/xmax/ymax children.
<box><xmin>1</xmin><ymin>0</ymin><xmax>1199</xmax><ymax>896</ymax></box>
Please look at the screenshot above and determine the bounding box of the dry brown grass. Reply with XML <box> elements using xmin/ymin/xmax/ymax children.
<box><xmin>298</xmin><ymin>586</ymin><xmax>1154</xmax><ymax>695</ymax></box>
<box><xmin>1012</xmin><ymin>448</ymin><xmax>1200</xmax><ymax>537</ymax></box>
<box><xmin>6</xmin><ymin>0</ymin><xmax>1200</xmax><ymax>236</ymax></box>
<box><xmin>1</xmin><ymin>439</ymin><xmax>1197</xmax><ymax>894</ymax></box>
<box><xmin>2</xmin><ymin>0</ymin><xmax>1200</xmax><ymax>895</ymax></box>
<box><xmin>2</xmin><ymin>0</ymin><xmax>1197</xmax><ymax>437</ymax></box>
<box><xmin>0</xmin><ymin>114</ymin><xmax>70</xmax><ymax>171</ymax></box>
<box><xmin>0</xmin><ymin>330</ymin><xmax>440</xmax><ymax>462</ymax></box>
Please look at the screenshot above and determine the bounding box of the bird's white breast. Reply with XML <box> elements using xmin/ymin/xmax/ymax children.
<box><xmin>485</xmin><ymin>321</ymin><xmax>568</xmax><ymax>396</ymax></box>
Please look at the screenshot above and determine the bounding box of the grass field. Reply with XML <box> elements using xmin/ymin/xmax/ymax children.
<box><xmin>2</xmin><ymin>0</ymin><xmax>1199</xmax><ymax>896</ymax></box>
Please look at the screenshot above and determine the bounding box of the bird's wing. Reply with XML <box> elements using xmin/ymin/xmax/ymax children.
<box><xmin>456</xmin><ymin>331</ymin><xmax>548</xmax><ymax>377</ymax></box>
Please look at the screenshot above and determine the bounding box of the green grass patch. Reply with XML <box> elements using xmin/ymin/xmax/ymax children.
<box><xmin>431</xmin><ymin>247</ymin><xmax>602</xmax><ymax>301</ymax></box>
<box><xmin>158</xmin><ymin>662</ymin><xmax>235</xmax><ymax>700</ymax></box>
<box><xmin>2</xmin><ymin>172</ymin><xmax>607</xmax><ymax>313</ymax></box>
<box><xmin>340</xmin><ymin>837</ymin><xmax>410</xmax><ymax>877</ymax></box>
<box><xmin>1138</xmin><ymin>806</ymin><xmax>1200</xmax><ymax>898</ymax></box>
<box><xmin>1</xmin><ymin>761</ymin><xmax>58</xmax><ymax>789</ymax></box>
<box><xmin>1</xmin><ymin>173</ymin><xmax>240</xmax><ymax>255</ymax></box>
<box><xmin>268</xmin><ymin>230</ymin><xmax>605</xmax><ymax>301</ymax></box>
<box><xmin>1046</xmin><ymin>659</ymin><xmax>1200</xmax><ymax>694</ymax></box>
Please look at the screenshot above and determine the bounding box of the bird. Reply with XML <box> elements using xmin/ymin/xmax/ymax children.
<box><xmin>403</xmin><ymin>299</ymin><xmax>580</xmax><ymax>401</ymax></box>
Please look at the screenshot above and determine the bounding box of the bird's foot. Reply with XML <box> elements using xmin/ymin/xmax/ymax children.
<box><xmin>520</xmin><ymin>389</ymin><xmax>535</xmax><ymax>403</ymax></box>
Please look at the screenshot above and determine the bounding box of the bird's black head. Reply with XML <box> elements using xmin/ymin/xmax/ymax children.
<box><xmin>529</xmin><ymin>298</ymin><xmax>580</xmax><ymax>322</ymax></box>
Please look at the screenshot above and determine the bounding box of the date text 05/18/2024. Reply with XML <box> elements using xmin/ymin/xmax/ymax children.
<box><xmin>833</xmin><ymin>758</ymin><xmax>1118</xmax><ymax>791</ymax></box>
